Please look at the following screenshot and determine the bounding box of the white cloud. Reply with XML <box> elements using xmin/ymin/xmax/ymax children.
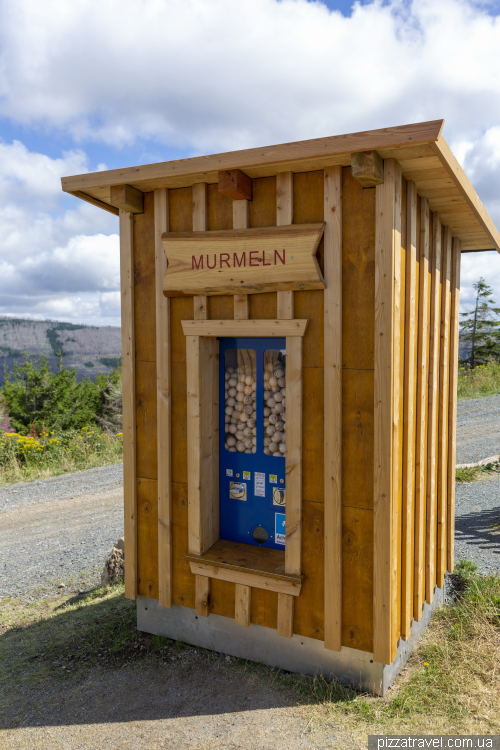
<box><xmin>0</xmin><ymin>141</ymin><xmax>119</xmax><ymax>324</ymax></box>
<box><xmin>1</xmin><ymin>0</ymin><xmax>500</xmax><ymax>324</ymax></box>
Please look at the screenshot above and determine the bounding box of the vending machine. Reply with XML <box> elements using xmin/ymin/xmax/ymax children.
<box><xmin>219</xmin><ymin>337</ymin><xmax>287</xmax><ymax>550</ymax></box>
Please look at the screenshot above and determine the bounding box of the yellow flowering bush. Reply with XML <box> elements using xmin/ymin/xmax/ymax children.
<box><xmin>0</xmin><ymin>427</ymin><xmax>123</xmax><ymax>485</ymax></box>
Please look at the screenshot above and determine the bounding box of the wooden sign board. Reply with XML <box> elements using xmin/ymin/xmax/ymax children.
<box><xmin>162</xmin><ymin>223</ymin><xmax>325</xmax><ymax>297</ymax></box>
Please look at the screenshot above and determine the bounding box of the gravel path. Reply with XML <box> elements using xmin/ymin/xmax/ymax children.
<box><xmin>456</xmin><ymin>394</ymin><xmax>500</xmax><ymax>463</ymax></box>
<box><xmin>455</xmin><ymin>474</ymin><xmax>500</xmax><ymax>575</ymax></box>
<box><xmin>0</xmin><ymin>464</ymin><xmax>123</xmax><ymax>601</ymax></box>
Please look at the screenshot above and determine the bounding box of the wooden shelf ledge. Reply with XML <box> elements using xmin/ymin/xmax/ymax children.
<box><xmin>186</xmin><ymin>539</ymin><xmax>303</xmax><ymax>596</ymax></box>
<box><xmin>181</xmin><ymin>319</ymin><xmax>308</xmax><ymax>337</ymax></box>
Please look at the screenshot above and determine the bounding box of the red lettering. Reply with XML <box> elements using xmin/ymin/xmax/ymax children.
<box><xmin>275</xmin><ymin>248</ymin><xmax>285</xmax><ymax>265</ymax></box>
<box><xmin>249</xmin><ymin>251</ymin><xmax>259</xmax><ymax>267</ymax></box>
<box><xmin>262</xmin><ymin>250</ymin><xmax>271</xmax><ymax>266</ymax></box>
<box><xmin>220</xmin><ymin>253</ymin><xmax>230</xmax><ymax>268</ymax></box>
<box><xmin>233</xmin><ymin>252</ymin><xmax>246</xmax><ymax>267</ymax></box>
<box><xmin>207</xmin><ymin>254</ymin><xmax>217</xmax><ymax>269</ymax></box>
<box><xmin>192</xmin><ymin>255</ymin><xmax>203</xmax><ymax>270</ymax></box>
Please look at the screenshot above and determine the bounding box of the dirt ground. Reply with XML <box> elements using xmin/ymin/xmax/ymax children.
<box><xmin>1</xmin><ymin>657</ymin><xmax>359</xmax><ymax>750</ymax></box>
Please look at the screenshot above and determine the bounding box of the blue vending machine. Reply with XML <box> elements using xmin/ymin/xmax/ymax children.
<box><xmin>219</xmin><ymin>337</ymin><xmax>287</xmax><ymax>550</ymax></box>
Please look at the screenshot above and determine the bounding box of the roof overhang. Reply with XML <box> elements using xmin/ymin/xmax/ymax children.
<box><xmin>61</xmin><ymin>119</ymin><xmax>500</xmax><ymax>254</ymax></box>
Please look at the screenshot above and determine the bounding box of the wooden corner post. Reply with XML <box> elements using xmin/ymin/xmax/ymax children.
<box><xmin>373</xmin><ymin>158</ymin><xmax>402</xmax><ymax>665</ymax></box>
<box><xmin>447</xmin><ymin>237</ymin><xmax>461</xmax><ymax>572</ymax></box>
<box><xmin>155</xmin><ymin>188</ymin><xmax>173</xmax><ymax>608</ymax></box>
<box><xmin>120</xmin><ymin>209</ymin><xmax>137</xmax><ymax>600</ymax></box>
<box><xmin>324</xmin><ymin>166</ymin><xmax>342</xmax><ymax>652</ymax></box>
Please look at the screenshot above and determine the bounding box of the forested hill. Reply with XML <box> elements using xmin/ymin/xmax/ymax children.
<box><xmin>0</xmin><ymin>318</ymin><xmax>122</xmax><ymax>385</ymax></box>
<box><xmin>0</xmin><ymin>318</ymin><xmax>121</xmax><ymax>357</ymax></box>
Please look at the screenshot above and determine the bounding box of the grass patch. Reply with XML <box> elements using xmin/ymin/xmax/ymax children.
<box><xmin>458</xmin><ymin>361</ymin><xmax>500</xmax><ymax>400</ymax></box>
<box><xmin>1</xmin><ymin>563</ymin><xmax>499</xmax><ymax>738</ymax></box>
<box><xmin>0</xmin><ymin>426</ymin><xmax>123</xmax><ymax>485</ymax></box>
<box><xmin>456</xmin><ymin>460</ymin><xmax>500</xmax><ymax>483</ymax></box>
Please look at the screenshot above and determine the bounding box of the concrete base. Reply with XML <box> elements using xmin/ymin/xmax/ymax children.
<box><xmin>137</xmin><ymin>585</ymin><xmax>444</xmax><ymax>696</ymax></box>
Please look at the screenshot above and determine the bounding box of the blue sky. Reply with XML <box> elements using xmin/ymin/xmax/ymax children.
<box><xmin>1</xmin><ymin>0</ymin><xmax>500</xmax><ymax>326</ymax></box>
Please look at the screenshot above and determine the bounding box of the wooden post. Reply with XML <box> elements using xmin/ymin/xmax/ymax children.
<box><xmin>285</xmin><ymin>335</ymin><xmax>302</xmax><ymax>578</ymax></box>
<box><xmin>401</xmin><ymin>180</ymin><xmax>417</xmax><ymax>640</ymax></box>
<box><xmin>373</xmin><ymin>158</ymin><xmax>402</xmax><ymax>665</ymax></box>
<box><xmin>276</xmin><ymin>172</ymin><xmax>294</xmax><ymax>319</ymax></box>
<box><xmin>193</xmin><ymin>183</ymin><xmax>208</xmax><ymax>320</ymax></box>
<box><xmin>155</xmin><ymin>188</ymin><xmax>173</xmax><ymax>609</ymax></box>
<box><xmin>426</xmin><ymin>213</ymin><xmax>442</xmax><ymax>603</ymax></box>
<box><xmin>323</xmin><ymin>165</ymin><xmax>342</xmax><ymax>652</ymax></box>
<box><xmin>425</xmin><ymin>213</ymin><xmax>442</xmax><ymax>604</ymax></box>
<box><xmin>437</xmin><ymin>226</ymin><xmax>452</xmax><ymax>588</ymax></box>
<box><xmin>120</xmin><ymin>209</ymin><xmax>137</xmax><ymax>601</ymax></box>
<box><xmin>235</xmin><ymin>585</ymin><xmax>251</xmax><ymax>626</ymax></box>
<box><xmin>233</xmin><ymin>199</ymin><xmax>249</xmax><ymax>319</ymax></box>
<box><xmin>414</xmin><ymin>197</ymin><xmax>430</xmax><ymax>620</ymax></box>
<box><xmin>277</xmin><ymin>594</ymin><xmax>294</xmax><ymax>638</ymax></box>
<box><xmin>447</xmin><ymin>238</ymin><xmax>461</xmax><ymax>572</ymax></box>
<box><xmin>195</xmin><ymin>575</ymin><xmax>210</xmax><ymax>617</ymax></box>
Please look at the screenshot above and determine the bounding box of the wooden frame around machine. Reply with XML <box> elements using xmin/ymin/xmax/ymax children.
<box><xmin>181</xmin><ymin>322</ymin><xmax>306</xmax><ymax>638</ymax></box>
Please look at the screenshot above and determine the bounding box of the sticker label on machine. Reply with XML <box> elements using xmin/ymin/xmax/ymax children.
<box><xmin>254</xmin><ymin>472</ymin><xmax>266</xmax><ymax>497</ymax></box>
<box><xmin>275</xmin><ymin>513</ymin><xmax>286</xmax><ymax>545</ymax></box>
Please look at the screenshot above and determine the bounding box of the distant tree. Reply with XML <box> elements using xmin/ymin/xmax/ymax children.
<box><xmin>0</xmin><ymin>354</ymin><xmax>121</xmax><ymax>434</ymax></box>
<box><xmin>460</xmin><ymin>278</ymin><xmax>500</xmax><ymax>368</ymax></box>
<box><xmin>95</xmin><ymin>377</ymin><xmax>122</xmax><ymax>434</ymax></box>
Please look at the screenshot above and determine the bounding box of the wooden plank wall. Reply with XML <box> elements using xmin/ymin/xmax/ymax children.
<box><xmin>129</xmin><ymin>166</ymin><xmax>461</xmax><ymax>661</ymax></box>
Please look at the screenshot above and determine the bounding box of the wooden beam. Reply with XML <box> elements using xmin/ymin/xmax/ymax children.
<box><xmin>120</xmin><ymin>209</ymin><xmax>137</xmax><ymax>601</ymax></box>
<box><xmin>437</xmin><ymin>226</ymin><xmax>452</xmax><ymax>588</ymax></box>
<box><xmin>235</xmin><ymin>585</ymin><xmax>251</xmax><ymax>627</ymax></box>
<box><xmin>188</xmin><ymin>560</ymin><xmax>302</xmax><ymax>596</ymax></box>
<box><xmin>62</xmin><ymin>120</ymin><xmax>444</xmax><ymax>194</ymax></box>
<box><xmin>69</xmin><ymin>190</ymin><xmax>119</xmax><ymax>216</ymax></box>
<box><xmin>447</xmin><ymin>238</ymin><xmax>461</xmax><ymax>572</ymax></box>
<box><xmin>401</xmin><ymin>180</ymin><xmax>417</xmax><ymax>640</ymax></box>
<box><xmin>233</xmin><ymin>199</ymin><xmax>249</xmax><ymax>319</ymax></box>
<box><xmin>218</xmin><ymin>169</ymin><xmax>253</xmax><ymax>201</ymax></box>
<box><xmin>277</xmin><ymin>594</ymin><xmax>294</xmax><ymax>638</ymax></box>
<box><xmin>192</xmin><ymin>183</ymin><xmax>208</xmax><ymax>320</ymax></box>
<box><xmin>426</xmin><ymin>213</ymin><xmax>442</xmax><ymax>603</ymax></box>
<box><xmin>323</xmin><ymin>165</ymin><xmax>342</xmax><ymax>652</ymax></box>
<box><xmin>195</xmin><ymin>575</ymin><xmax>210</xmax><ymax>617</ymax></box>
<box><xmin>276</xmin><ymin>172</ymin><xmax>295</xmax><ymax>320</ymax></box>
<box><xmin>110</xmin><ymin>184</ymin><xmax>144</xmax><ymax>214</ymax></box>
<box><xmin>186</xmin><ymin>334</ymin><xmax>202</xmax><ymax>556</ymax></box>
<box><xmin>351</xmin><ymin>151</ymin><xmax>384</xmax><ymax>188</ymax></box>
<box><xmin>414</xmin><ymin>197</ymin><xmax>430</xmax><ymax>621</ymax></box>
<box><xmin>181</xmin><ymin>319</ymin><xmax>308</xmax><ymax>337</ymax></box>
<box><xmin>373</xmin><ymin>158</ymin><xmax>402</xmax><ymax>665</ymax></box>
<box><xmin>155</xmin><ymin>188</ymin><xmax>173</xmax><ymax>609</ymax></box>
<box><xmin>431</xmin><ymin>136</ymin><xmax>500</xmax><ymax>253</ymax></box>
<box><xmin>285</xmin><ymin>335</ymin><xmax>303</xmax><ymax>578</ymax></box>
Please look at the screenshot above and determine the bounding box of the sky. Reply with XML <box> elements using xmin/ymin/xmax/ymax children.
<box><xmin>1</xmin><ymin>0</ymin><xmax>500</xmax><ymax>327</ymax></box>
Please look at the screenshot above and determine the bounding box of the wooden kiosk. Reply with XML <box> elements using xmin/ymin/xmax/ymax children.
<box><xmin>62</xmin><ymin>120</ymin><xmax>500</xmax><ymax>694</ymax></box>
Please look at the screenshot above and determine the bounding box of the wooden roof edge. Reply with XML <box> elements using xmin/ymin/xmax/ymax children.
<box><xmin>61</xmin><ymin>119</ymin><xmax>444</xmax><ymax>194</ymax></box>
<box><xmin>430</xmin><ymin>135</ymin><xmax>500</xmax><ymax>254</ymax></box>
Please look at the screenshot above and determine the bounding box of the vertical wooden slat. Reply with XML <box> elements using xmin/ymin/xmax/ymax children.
<box><xmin>155</xmin><ymin>188</ymin><xmax>173</xmax><ymax>608</ymax></box>
<box><xmin>195</xmin><ymin>575</ymin><xmax>210</xmax><ymax>617</ymax></box>
<box><xmin>277</xmin><ymin>172</ymin><xmax>294</xmax><ymax>319</ymax></box>
<box><xmin>437</xmin><ymin>226</ymin><xmax>452</xmax><ymax>588</ymax></box>
<box><xmin>285</xmin><ymin>335</ymin><xmax>302</xmax><ymax>577</ymax></box>
<box><xmin>193</xmin><ymin>183</ymin><xmax>208</xmax><ymax>320</ymax></box>
<box><xmin>414</xmin><ymin>197</ymin><xmax>430</xmax><ymax>620</ymax></box>
<box><xmin>426</xmin><ymin>213</ymin><xmax>442</xmax><ymax>603</ymax></box>
<box><xmin>186</xmin><ymin>334</ymin><xmax>202</xmax><ymax>555</ymax></box>
<box><xmin>235</xmin><ymin>585</ymin><xmax>251</xmax><ymax>627</ymax></box>
<box><xmin>277</xmin><ymin>594</ymin><xmax>294</xmax><ymax>638</ymax></box>
<box><xmin>447</xmin><ymin>238</ymin><xmax>461</xmax><ymax>572</ymax></box>
<box><xmin>401</xmin><ymin>181</ymin><xmax>417</xmax><ymax>639</ymax></box>
<box><xmin>233</xmin><ymin>199</ymin><xmax>249</xmax><ymax>319</ymax></box>
<box><xmin>324</xmin><ymin>165</ymin><xmax>342</xmax><ymax>652</ymax></box>
<box><xmin>120</xmin><ymin>209</ymin><xmax>137</xmax><ymax>600</ymax></box>
<box><xmin>373</xmin><ymin>158</ymin><xmax>402</xmax><ymax>665</ymax></box>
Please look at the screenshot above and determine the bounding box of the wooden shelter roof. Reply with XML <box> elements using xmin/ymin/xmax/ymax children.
<box><xmin>61</xmin><ymin>119</ymin><xmax>500</xmax><ymax>253</ymax></box>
